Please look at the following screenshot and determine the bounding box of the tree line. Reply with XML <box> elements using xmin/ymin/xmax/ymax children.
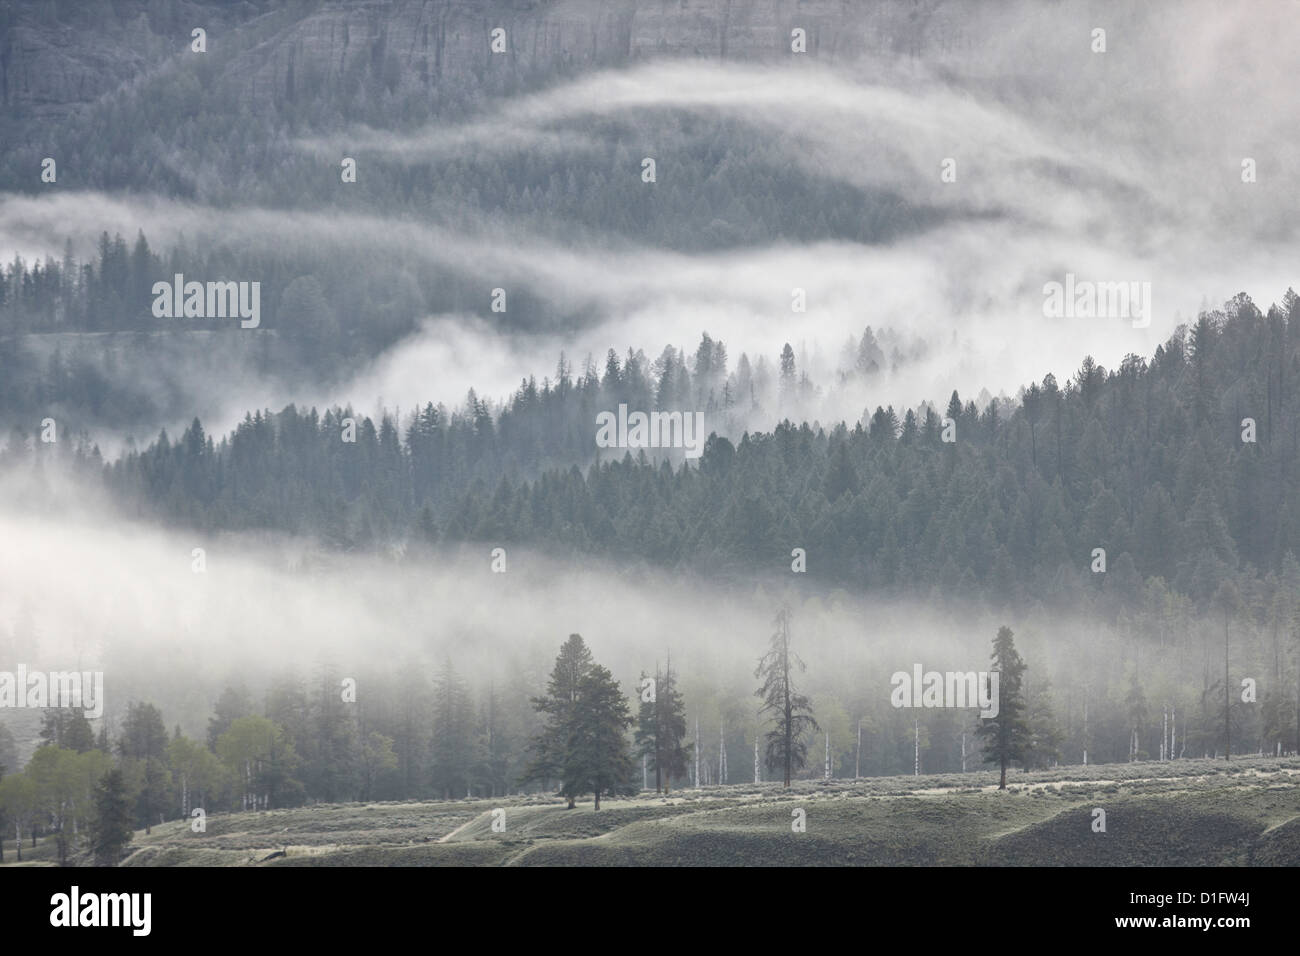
<box><xmin>8</xmin><ymin>289</ymin><xmax>1295</xmax><ymax>618</ymax></box>
<box><xmin>1</xmin><ymin>615</ymin><xmax>1065</xmax><ymax>864</ymax></box>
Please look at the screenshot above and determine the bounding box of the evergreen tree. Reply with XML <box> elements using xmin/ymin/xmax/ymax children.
<box><xmin>38</xmin><ymin>709</ymin><xmax>92</xmax><ymax>751</ymax></box>
<box><xmin>1024</xmin><ymin>676</ymin><xmax>1063</xmax><ymax>768</ymax></box>
<box><xmin>429</xmin><ymin>658</ymin><xmax>475</xmax><ymax>798</ymax></box>
<box><xmin>977</xmin><ymin>626</ymin><xmax>1030</xmax><ymax>788</ymax></box>
<box><xmin>778</xmin><ymin>343</ymin><xmax>797</xmax><ymax>406</ymax></box>
<box><xmin>634</xmin><ymin>658</ymin><xmax>691</xmax><ymax>793</ymax></box>
<box><xmin>755</xmin><ymin>607</ymin><xmax>820</xmax><ymax>787</ymax></box>
<box><xmin>65</xmin><ymin>711</ymin><xmax>96</xmax><ymax>753</ymax></box>
<box><xmin>90</xmin><ymin>769</ymin><xmax>133</xmax><ymax>866</ymax></box>
<box><xmin>522</xmin><ymin>634</ymin><xmax>594</xmax><ymax>808</ymax></box>
<box><xmin>117</xmin><ymin>702</ymin><xmax>170</xmax><ymax>833</ymax></box>
<box><xmin>207</xmin><ymin>685</ymin><xmax>253</xmax><ymax>751</ymax></box>
<box><xmin>569</xmin><ymin>664</ymin><xmax>635</xmax><ymax>811</ymax></box>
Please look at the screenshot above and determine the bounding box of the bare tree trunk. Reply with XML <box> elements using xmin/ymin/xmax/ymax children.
<box><xmin>754</xmin><ymin>734</ymin><xmax>760</xmax><ymax>784</ymax></box>
<box><xmin>719</xmin><ymin>721</ymin><xmax>726</xmax><ymax>786</ymax></box>
<box><xmin>694</xmin><ymin>718</ymin><xmax>700</xmax><ymax>789</ymax></box>
<box><xmin>1083</xmin><ymin>695</ymin><xmax>1089</xmax><ymax>766</ymax></box>
<box><xmin>856</xmin><ymin>718</ymin><xmax>862</xmax><ymax>779</ymax></box>
<box><xmin>1225</xmin><ymin>609</ymin><xmax>1231</xmax><ymax>760</ymax></box>
<box><xmin>784</xmin><ymin>703</ymin><xmax>792</xmax><ymax>788</ymax></box>
<box><xmin>144</xmin><ymin>753</ymin><xmax>152</xmax><ymax>835</ymax></box>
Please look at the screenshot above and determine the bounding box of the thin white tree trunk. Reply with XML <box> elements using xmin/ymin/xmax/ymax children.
<box><xmin>1083</xmin><ymin>697</ymin><xmax>1089</xmax><ymax>766</ymax></box>
<box><xmin>694</xmin><ymin>718</ymin><xmax>700</xmax><ymax>789</ymax></box>
<box><xmin>719</xmin><ymin>722</ymin><xmax>726</xmax><ymax>785</ymax></box>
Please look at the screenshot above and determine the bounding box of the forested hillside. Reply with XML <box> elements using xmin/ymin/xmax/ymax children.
<box><xmin>0</xmin><ymin>0</ymin><xmax>958</xmax><ymax>435</ymax></box>
<box><xmin>15</xmin><ymin>287</ymin><xmax>1292</xmax><ymax>615</ymax></box>
<box><xmin>4</xmin><ymin>0</ymin><xmax>1300</xmax><ymax>879</ymax></box>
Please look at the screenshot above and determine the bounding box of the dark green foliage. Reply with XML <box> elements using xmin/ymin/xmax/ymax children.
<box><xmin>90</xmin><ymin>769</ymin><xmax>133</xmax><ymax>866</ymax></box>
<box><xmin>39</xmin><ymin>709</ymin><xmax>96</xmax><ymax>753</ymax></box>
<box><xmin>207</xmin><ymin>685</ymin><xmax>253</xmax><ymax>750</ymax></box>
<box><xmin>977</xmin><ymin>626</ymin><xmax>1029</xmax><ymax>789</ymax></box>
<box><xmin>3</xmin><ymin>293</ymin><xmax>1289</xmax><ymax>626</ymax></box>
<box><xmin>523</xmin><ymin>635</ymin><xmax>634</xmax><ymax>810</ymax></box>
<box><xmin>635</xmin><ymin>659</ymin><xmax>692</xmax><ymax>793</ymax></box>
<box><xmin>522</xmin><ymin>635</ymin><xmax>594</xmax><ymax>809</ymax></box>
<box><xmin>117</xmin><ymin>701</ymin><xmax>170</xmax><ymax>832</ymax></box>
<box><xmin>569</xmin><ymin>664</ymin><xmax>636</xmax><ymax>810</ymax></box>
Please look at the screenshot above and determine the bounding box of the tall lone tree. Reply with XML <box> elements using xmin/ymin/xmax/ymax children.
<box><xmin>755</xmin><ymin>607</ymin><xmax>820</xmax><ymax>788</ymax></box>
<box><xmin>977</xmin><ymin>625</ymin><xmax>1029</xmax><ymax>789</ymax></box>
<box><xmin>634</xmin><ymin>657</ymin><xmax>691</xmax><ymax>794</ymax></box>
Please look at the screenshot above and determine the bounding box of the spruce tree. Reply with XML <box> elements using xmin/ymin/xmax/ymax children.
<box><xmin>977</xmin><ymin>625</ymin><xmax>1029</xmax><ymax>788</ymax></box>
<box><xmin>522</xmin><ymin>634</ymin><xmax>594</xmax><ymax>808</ymax></box>
<box><xmin>90</xmin><ymin>769</ymin><xmax>133</xmax><ymax>867</ymax></box>
<box><xmin>117</xmin><ymin>701</ymin><xmax>169</xmax><ymax>833</ymax></box>
<box><xmin>430</xmin><ymin>658</ymin><xmax>475</xmax><ymax>798</ymax></box>
<box><xmin>570</xmin><ymin>664</ymin><xmax>635</xmax><ymax>811</ymax></box>
<box><xmin>634</xmin><ymin>658</ymin><xmax>691</xmax><ymax>793</ymax></box>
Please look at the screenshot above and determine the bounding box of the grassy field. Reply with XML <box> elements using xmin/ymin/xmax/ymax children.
<box><xmin>7</xmin><ymin>756</ymin><xmax>1300</xmax><ymax>866</ymax></box>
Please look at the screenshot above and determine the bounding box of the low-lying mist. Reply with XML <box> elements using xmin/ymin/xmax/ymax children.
<box><xmin>0</xmin><ymin>464</ymin><xmax>1093</xmax><ymax>767</ymax></box>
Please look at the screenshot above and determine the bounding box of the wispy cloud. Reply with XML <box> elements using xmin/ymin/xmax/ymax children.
<box><xmin>4</xmin><ymin>0</ymin><xmax>1299</xmax><ymax>434</ymax></box>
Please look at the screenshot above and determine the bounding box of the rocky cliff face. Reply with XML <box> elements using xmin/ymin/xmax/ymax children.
<box><xmin>3</xmin><ymin>0</ymin><xmax>964</xmax><ymax>122</ymax></box>
<box><xmin>0</xmin><ymin>0</ymin><xmax>255</xmax><ymax>120</ymax></box>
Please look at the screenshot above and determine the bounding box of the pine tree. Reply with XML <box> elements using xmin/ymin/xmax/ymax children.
<box><xmin>635</xmin><ymin>670</ymin><xmax>658</xmax><ymax>790</ymax></box>
<box><xmin>755</xmin><ymin>607</ymin><xmax>820</xmax><ymax>787</ymax></box>
<box><xmin>634</xmin><ymin>658</ymin><xmax>691</xmax><ymax>793</ymax></box>
<box><xmin>1024</xmin><ymin>676</ymin><xmax>1063</xmax><ymax>768</ymax></box>
<box><xmin>977</xmin><ymin>626</ymin><xmax>1030</xmax><ymax>789</ymax></box>
<box><xmin>569</xmin><ymin>664</ymin><xmax>635</xmax><ymax>811</ymax></box>
<box><xmin>522</xmin><ymin>634</ymin><xmax>594</xmax><ymax>808</ymax></box>
<box><xmin>207</xmin><ymin>685</ymin><xmax>253</xmax><ymax>750</ymax></box>
<box><xmin>430</xmin><ymin>658</ymin><xmax>475</xmax><ymax>798</ymax></box>
<box><xmin>90</xmin><ymin>769</ymin><xmax>133</xmax><ymax>866</ymax></box>
<box><xmin>778</xmin><ymin>344</ymin><xmax>797</xmax><ymax>406</ymax></box>
<box><xmin>117</xmin><ymin>701</ymin><xmax>169</xmax><ymax>833</ymax></box>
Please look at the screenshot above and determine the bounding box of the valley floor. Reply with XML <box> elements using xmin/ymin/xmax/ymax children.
<box><xmin>6</xmin><ymin>757</ymin><xmax>1299</xmax><ymax>867</ymax></box>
